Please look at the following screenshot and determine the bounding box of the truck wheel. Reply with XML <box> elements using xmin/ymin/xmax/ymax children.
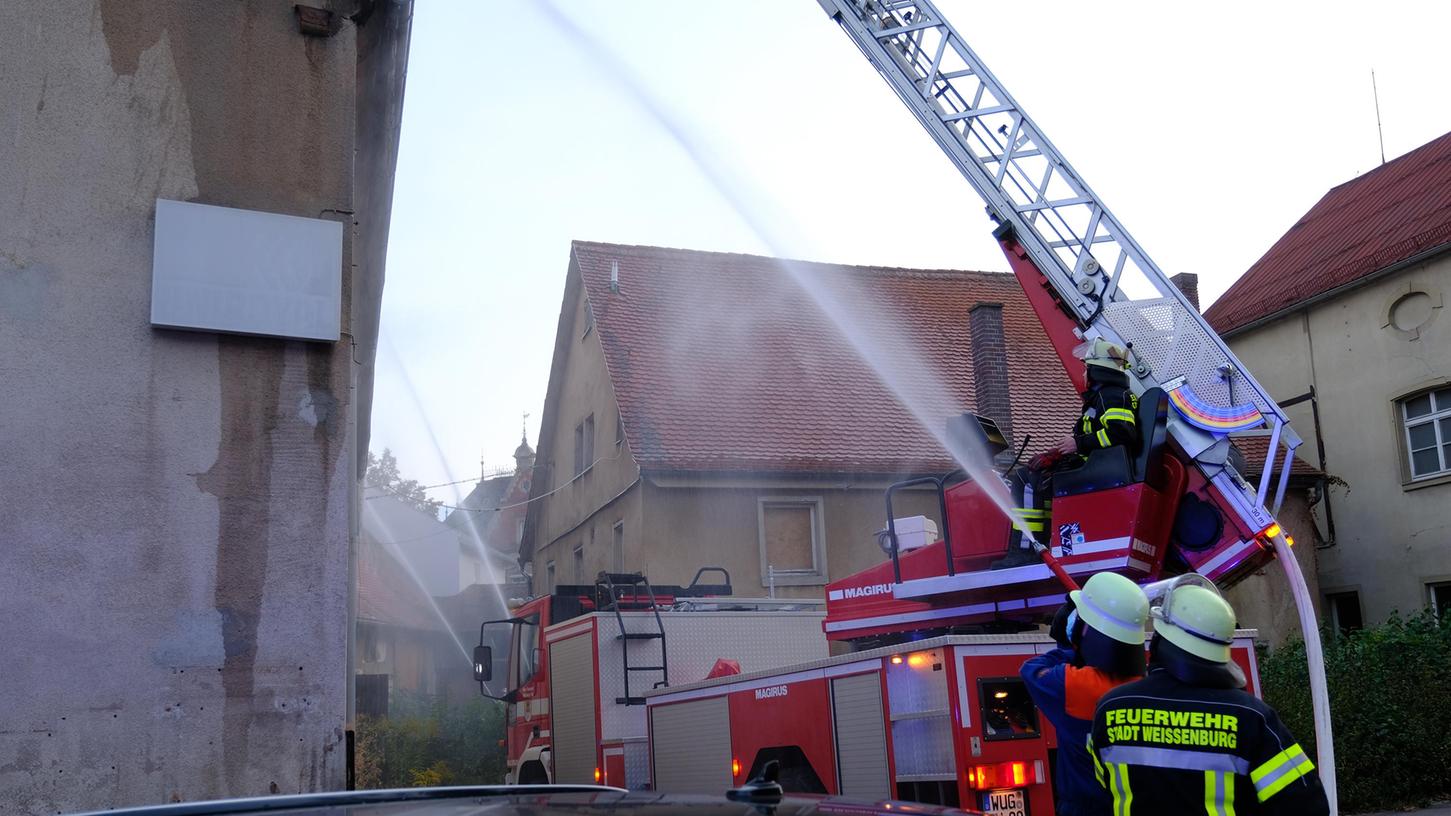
<box><xmin>518</xmin><ymin>760</ymin><xmax>549</xmax><ymax>784</ymax></box>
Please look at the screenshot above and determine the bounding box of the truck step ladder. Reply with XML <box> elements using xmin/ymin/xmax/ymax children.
<box><xmin>597</xmin><ymin>571</ymin><xmax>670</xmax><ymax>705</ymax></box>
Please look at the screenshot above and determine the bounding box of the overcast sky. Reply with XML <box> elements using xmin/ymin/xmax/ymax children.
<box><xmin>370</xmin><ymin>0</ymin><xmax>1451</xmax><ymax>504</ymax></box>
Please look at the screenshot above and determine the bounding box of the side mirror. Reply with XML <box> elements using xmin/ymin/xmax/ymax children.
<box><xmin>473</xmin><ymin>645</ymin><xmax>493</xmax><ymax>683</ymax></box>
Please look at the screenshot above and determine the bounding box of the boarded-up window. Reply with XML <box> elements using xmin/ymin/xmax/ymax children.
<box><xmin>356</xmin><ymin>674</ymin><xmax>389</xmax><ymax>718</ymax></box>
<box><xmin>764</xmin><ymin>505</ymin><xmax>815</xmax><ymax>570</ymax></box>
<box><xmin>758</xmin><ymin>498</ymin><xmax>825</xmax><ymax>586</ymax></box>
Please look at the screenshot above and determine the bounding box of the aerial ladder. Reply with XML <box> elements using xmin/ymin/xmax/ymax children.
<box><xmin>813</xmin><ymin>0</ymin><xmax>1334</xmax><ymax>808</ymax></box>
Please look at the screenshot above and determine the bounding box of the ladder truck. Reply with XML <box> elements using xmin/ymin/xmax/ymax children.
<box><xmin>484</xmin><ymin>0</ymin><xmax>1336</xmax><ymax>810</ymax></box>
<box><xmin>646</xmin><ymin>1</ymin><xmax>1335</xmax><ymax>812</ymax></box>
<box><xmin>799</xmin><ymin>0</ymin><xmax>1335</xmax><ymax>808</ymax></box>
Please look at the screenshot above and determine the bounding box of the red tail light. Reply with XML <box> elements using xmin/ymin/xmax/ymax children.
<box><xmin>965</xmin><ymin>760</ymin><xmax>1031</xmax><ymax>790</ymax></box>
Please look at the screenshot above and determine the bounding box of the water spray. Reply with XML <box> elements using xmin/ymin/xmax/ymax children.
<box><xmin>533</xmin><ymin>0</ymin><xmax>1050</xmax><ymax>560</ymax></box>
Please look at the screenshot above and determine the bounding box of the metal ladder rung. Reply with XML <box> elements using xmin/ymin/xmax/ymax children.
<box><xmin>627</xmin><ymin>665</ymin><xmax>665</xmax><ymax>672</ymax></box>
<box><xmin>618</xmin><ymin>632</ymin><xmax>663</xmax><ymax>640</ymax></box>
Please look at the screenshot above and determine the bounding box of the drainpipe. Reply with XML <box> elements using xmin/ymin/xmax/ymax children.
<box><xmin>1279</xmin><ymin>388</ymin><xmax>1336</xmax><ymax>548</ymax></box>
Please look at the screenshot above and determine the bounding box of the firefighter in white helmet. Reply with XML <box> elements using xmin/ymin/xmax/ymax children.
<box><xmin>1089</xmin><ymin>577</ymin><xmax>1329</xmax><ymax>815</ymax></box>
<box><xmin>1022</xmin><ymin>572</ymin><xmax>1149</xmax><ymax>816</ymax></box>
<box><xmin>993</xmin><ymin>338</ymin><xmax>1138</xmax><ymax>569</ymax></box>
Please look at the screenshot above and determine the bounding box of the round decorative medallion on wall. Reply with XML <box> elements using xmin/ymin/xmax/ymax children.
<box><xmin>1390</xmin><ymin>291</ymin><xmax>1434</xmax><ymax>332</ymax></box>
<box><xmin>1382</xmin><ymin>286</ymin><xmax>1442</xmax><ymax>341</ymax></box>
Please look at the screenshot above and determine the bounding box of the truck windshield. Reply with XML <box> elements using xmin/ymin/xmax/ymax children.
<box><xmin>512</xmin><ymin>614</ymin><xmax>541</xmax><ymax>687</ymax></box>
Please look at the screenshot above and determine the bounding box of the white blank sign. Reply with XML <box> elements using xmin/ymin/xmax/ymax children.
<box><xmin>151</xmin><ymin>199</ymin><xmax>343</xmax><ymax>341</ymax></box>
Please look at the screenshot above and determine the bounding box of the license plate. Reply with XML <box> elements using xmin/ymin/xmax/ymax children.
<box><xmin>981</xmin><ymin>789</ymin><xmax>1026</xmax><ymax>816</ymax></box>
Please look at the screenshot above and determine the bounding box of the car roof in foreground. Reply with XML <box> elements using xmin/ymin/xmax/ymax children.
<box><xmin>76</xmin><ymin>786</ymin><xmax>981</xmax><ymax>816</ymax></box>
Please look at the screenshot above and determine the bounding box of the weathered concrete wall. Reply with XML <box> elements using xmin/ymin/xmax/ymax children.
<box><xmin>0</xmin><ymin>2</ymin><xmax>410</xmax><ymax>811</ymax></box>
<box><xmin>1228</xmin><ymin>253</ymin><xmax>1451</xmax><ymax>624</ymax></box>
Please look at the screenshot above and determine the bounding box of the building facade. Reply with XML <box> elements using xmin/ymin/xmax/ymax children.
<box><xmin>0</xmin><ymin>2</ymin><xmax>412</xmax><ymax>811</ymax></box>
<box><xmin>1207</xmin><ymin>131</ymin><xmax>1451</xmax><ymax>628</ymax></box>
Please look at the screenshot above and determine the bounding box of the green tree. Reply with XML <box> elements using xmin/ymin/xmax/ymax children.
<box><xmin>366</xmin><ymin>448</ymin><xmax>443</xmax><ymax>516</ymax></box>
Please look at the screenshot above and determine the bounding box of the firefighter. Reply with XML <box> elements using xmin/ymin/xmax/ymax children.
<box><xmin>993</xmin><ymin>338</ymin><xmax>1139</xmax><ymax>569</ymax></box>
<box><xmin>1089</xmin><ymin>579</ymin><xmax>1330</xmax><ymax>815</ymax></box>
<box><xmin>1021</xmin><ymin>571</ymin><xmax>1149</xmax><ymax>816</ymax></box>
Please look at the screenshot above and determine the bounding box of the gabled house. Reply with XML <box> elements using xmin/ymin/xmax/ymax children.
<box><xmin>521</xmin><ymin>240</ymin><xmax>1080</xmax><ymax>598</ymax></box>
<box><xmin>1207</xmin><ymin>129</ymin><xmax>1451</xmax><ymax>628</ymax></box>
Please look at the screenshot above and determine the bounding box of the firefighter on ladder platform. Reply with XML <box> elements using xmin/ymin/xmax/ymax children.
<box><xmin>993</xmin><ymin>338</ymin><xmax>1140</xmax><ymax>569</ymax></box>
<box><xmin>1022</xmin><ymin>572</ymin><xmax>1150</xmax><ymax>816</ymax></box>
<box><xmin>1090</xmin><ymin>580</ymin><xmax>1330</xmax><ymax>815</ymax></box>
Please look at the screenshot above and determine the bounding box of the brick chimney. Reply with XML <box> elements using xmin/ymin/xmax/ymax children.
<box><xmin>1170</xmin><ymin>273</ymin><xmax>1200</xmax><ymax>312</ymax></box>
<box><xmin>969</xmin><ymin>302</ymin><xmax>1013</xmax><ymax>445</ymax></box>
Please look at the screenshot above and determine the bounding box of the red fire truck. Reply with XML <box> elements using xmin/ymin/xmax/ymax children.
<box><xmin>473</xmin><ymin>571</ymin><xmax>829</xmax><ymax>789</ymax></box>
<box><xmin>478</xmin><ymin>0</ymin><xmax>1339</xmax><ymax>808</ymax></box>
<box><xmin>645</xmin><ymin>631</ymin><xmax>1261</xmax><ymax>813</ymax></box>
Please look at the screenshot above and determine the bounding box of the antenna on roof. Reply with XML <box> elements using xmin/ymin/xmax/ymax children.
<box><xmin>610</xmin><ymin>260</ymin><xmax>620</xmax><ymax>293</ymax></box>
<box><xmin>1372</xmin><ymin>69</ymin><xmax>1387</xmax><ymax>166</ymax></box>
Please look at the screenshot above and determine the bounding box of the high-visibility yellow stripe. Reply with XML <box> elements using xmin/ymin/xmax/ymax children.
<box><xmin>1107</xmin><ymin>763</ymin><xmax>1123</xmax><ymax>813</ymax></box>
<box><xmin>1204</xmin><ymin>770</ymin><xmax>1236</xmax><ymax>816</ymax></box>
<box><xmin>1257</xmin><ymin>754</ymin><xmax>1314</xmax><ymax>801</ymax></box>
<box><xmin>1250</xmin><ymin>744</ymin><xmax>1304</xmax><ymax>784</ymax></box>
<box><xmin>1118</xmin><ymin>763</ymin><xmax>1134</xmax><ymax>815</ymax></box>
<box><xmin>1103</xmin><ymin>408</ymin><xmax>1137</xmax><ymax>423</ymax></box>
<box><xmin>1097</xmin><ymin>429</ymin><xmax>1112</xmax><ymax>447</ymax></box>
<box><xmin>1088</xmin><ymin>736</ymin><xmax>1107</xmax><ymax>788</ymax></box>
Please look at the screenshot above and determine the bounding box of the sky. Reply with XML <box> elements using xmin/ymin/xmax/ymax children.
<box><xmin>370</xmin><ymin>0</ymin><xmax>1451</xmax><ymax>504</ymax></box>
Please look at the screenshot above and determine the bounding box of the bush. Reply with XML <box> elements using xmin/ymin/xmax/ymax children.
<box><xmin>1261</xmin><ymin>611</ymin><xmax>1451</xmax><ymax>812</ymax></box>
<box><xmin>355</xmin><ymin>692</ymin><xmax>507</xmax><ymax>789</ymax></box>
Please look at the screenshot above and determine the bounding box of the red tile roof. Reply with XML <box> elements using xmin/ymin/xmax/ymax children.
<box><xmin>356</xmin><ymin>536</ymin><xmax>445</xmax><ymax>631</ymax></box>
<box><xmin>572</xmin><ymin>241</ymin><xmax>1080</xmax><ymax>474</ymax></box>
<box><xmin>1206</xmin><ymin>130</ymin><xmax>1451</xmax><ymax>335</ymax></box>
<box><xmin>1229</xmin><ymin>436</ymin><xmax>1323</xmax><ymax>480</ymax></box>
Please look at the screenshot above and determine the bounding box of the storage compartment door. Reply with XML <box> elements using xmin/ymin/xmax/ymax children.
<box><xmin>649</xmin><ymin>697</ymin><xmax>731</xmax><ymax>793</ymax></box>
<box><xmin>832</xmin><ymin>673</ymin><xmax>891</xmax><ymax>800</ymax></box>
<box><xmin>549</xmin><ymin>634</ymin><xmax>597</xmax><ymax>784</ymax></box>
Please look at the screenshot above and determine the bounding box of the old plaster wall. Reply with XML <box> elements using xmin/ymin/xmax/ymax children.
<box><xmin>0</xmin><ymin>2</ymin><xmax>410</xmax><ymax>811</ymax></box>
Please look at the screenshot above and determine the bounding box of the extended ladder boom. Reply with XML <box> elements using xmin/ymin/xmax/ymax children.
<box><xmin>816</xmin><ymin>0</ymin><xmax>1301</xmax><ymax>514</ymax></box>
